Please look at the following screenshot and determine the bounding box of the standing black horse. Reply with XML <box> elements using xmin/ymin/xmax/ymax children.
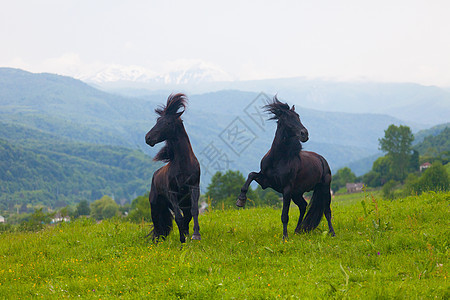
<box><xmin>237</xmin><ymin>96</ymin><xmax>335</xmax><ymax>240</ymax></box>
<box><xmin>145</xmin><ymin>93</ymin><xmax>201</xmax><ymax>243</ymax></box>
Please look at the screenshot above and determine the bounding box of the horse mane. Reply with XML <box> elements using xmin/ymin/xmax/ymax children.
<box><xmin>153</xmin><ymin>145</ymin><xmax>173</xmax><ymax>163</ymax></box>
<box><xmin>264</xmin><ymin>95</ymin><xmax>291</xmax><ymax>120</ymax></box>
<box><xmin>153</xmin><ymin>93</ymin><xmax>188</xmax><ymax>163</ymax></box>
<box><xmin>155</xmin><ymin>93</ymin><xmax>187</xmax><ymax>116</ymax></box>
<box><xmin>264</xmin><ymin>95</ymin><xmax>303</xmax><ymax>152</ymax></box>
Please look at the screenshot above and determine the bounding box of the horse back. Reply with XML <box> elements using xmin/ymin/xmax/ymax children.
<box><xmin>296</xmin><ymin>151</ymin><xmax>331</xmax><ymax>189</ymax></box>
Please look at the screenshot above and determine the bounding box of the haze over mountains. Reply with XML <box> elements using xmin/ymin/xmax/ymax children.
<box><xmin>84</xmin><ymin>64</ymin><xmax>450</xmax><ymax>127</ymax></box>
<box><xmin>1</xmin><ymin>67</ymin><xmax>449</xmax><ymax>194</ymax></box>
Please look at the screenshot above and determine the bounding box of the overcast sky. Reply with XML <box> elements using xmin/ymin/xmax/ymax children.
<box><xmin>2</xmin><ymin>0</ymin><xmax>450</xmax><ymax>86</ymax></box>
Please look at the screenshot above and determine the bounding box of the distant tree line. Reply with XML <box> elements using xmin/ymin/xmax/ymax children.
<box><xmin>0</xmin><ymin>137</ymin><xmax>160</xmax><ymax>211</ymax></box>
<box><xmin>205</xmin><ymin>170</ymin><xmax>281</xmax><ymax>209</ymax></box>
<box><xmin>331</xmin><ymin>124</ymin><xmax>449</xmax><ymax>198</ymax></box>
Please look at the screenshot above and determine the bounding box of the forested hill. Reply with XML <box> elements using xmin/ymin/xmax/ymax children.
<box><xmin>414</xmin><ymin>126</ymin><xmax>450</xmax><ymax>156</ymax></box>
<box><xmin>1</xmin><ymin>67</ymin><xmax>446</xmax><ymax>191</ymax></box>
<box><xmin>0</xmin><ymin>122</ymin><xmax>161</xmax><ymax>210</ymax></box>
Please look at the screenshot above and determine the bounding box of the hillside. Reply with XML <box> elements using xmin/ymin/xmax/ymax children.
<box><xmin>0</xmin><ymin>123</ymin><xmax>161</xmax><ymax>209</ymax></box>
<box><xmin>1</xmin><ymin>68</ymin><xmax>428</xmax><ymax>189</ymax></box>
<box><xmin>101</xmin><ymin>76</ymin><xmax>450</xmax><ymax>126</ymax></box>
<box><xmin>414</xmin><ymin>126</ymin><xmax>450</xmax><ymax>156</ymax></box>
<box><xmin>414</xmin><ymin>123</ymin><xmax>450</xmax><ymax>145</ymax></box>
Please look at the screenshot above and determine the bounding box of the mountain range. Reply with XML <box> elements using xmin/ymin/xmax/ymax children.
<box><xmin>80</xmin><ymin>61</ymin><xmax>233</xmax><ymax>87</ymax></box>
<box><xmin>1</xmin><ymin>67</ymin><xmax>449</xmax><ymax>195</ymax></box>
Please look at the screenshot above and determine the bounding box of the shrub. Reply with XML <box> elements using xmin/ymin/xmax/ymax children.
<box><xmin>405</xmin><ymin>162</ymin><xmax>449</xmax><ymax>194</ymax></box>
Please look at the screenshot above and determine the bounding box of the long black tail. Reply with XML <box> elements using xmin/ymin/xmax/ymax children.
<box><xmin>300</xmin><ymin>155</ymin><xmax>332</xmax><ymax>232</ymax></box>
<box><xmin>300</xmin><ymin>182</ymin><xmax>330</xmax><ymax>232</ymax></box>
<box><xmin>150</xmin><ymin>198</ymin><xmax>173</xmax><ymax>241</ymax></box>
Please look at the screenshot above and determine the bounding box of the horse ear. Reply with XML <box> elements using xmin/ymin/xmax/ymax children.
<box><xmin>175</xmin><ymin>110</ymin><xmax>184</xmax><ymax>119</ymax></box>
<box><xmin>291</xmin><ymin>105</ymin><xmax>295</xmax><ymax>111</ymax></box>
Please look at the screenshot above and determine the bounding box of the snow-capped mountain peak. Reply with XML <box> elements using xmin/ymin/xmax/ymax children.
<box><xmin>78</xmin><ymin>60</ymin><xmax>233</xmax><ymax>85</ymax></box>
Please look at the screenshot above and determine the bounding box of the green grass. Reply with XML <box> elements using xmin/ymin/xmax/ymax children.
<box><xmin>1</xmin><ymin>192</ymin><xmax>449</xmax><ymax>299</ymax></box>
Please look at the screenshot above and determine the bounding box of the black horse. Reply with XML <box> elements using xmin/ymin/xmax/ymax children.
<box><xmin>237</xmin><ymin>96</ymin><xmax>335</xmax><ymax>240</ymax></box>
<box><xmin>145</xmin><ymin>93</ymin><xmax>201</xmax><ymax>243</ymax></box>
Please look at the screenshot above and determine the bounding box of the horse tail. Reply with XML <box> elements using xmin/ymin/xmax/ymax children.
<box><xmin>149</xmin><ymin>194</ymin><xmax>173</xmax><ymax>241</ymax></box>
<box><xmin>300</xmin><ymin>155</ymin><xmax>332</xmax><ymax>232</ymax></box>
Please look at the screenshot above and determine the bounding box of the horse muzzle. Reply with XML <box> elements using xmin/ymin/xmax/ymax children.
<box><xmin>145</xmin><ymin>133</ymin><xmax>157</xmax><ymax>147</ymax></box>
<box><xmin>299</xmin><ymin>129</ymin><xmax>309</xmax><ymax>142</ymax></box>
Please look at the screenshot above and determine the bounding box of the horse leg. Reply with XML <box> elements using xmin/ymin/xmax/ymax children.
<box><xmin>237</xmin><ymin>171</ymin><xmax>261</xmax><ymax>207</ymax></box>
<box><xmin>181</xmin><ymin>207</ymin><xmax>191</xmax><ymax>237</ymax></box>
<box><xmin>168</xmin><ymin>192</ymin><xmax>187</xmax><ymax>243</ymax></box>
<box><xmin>324</xmin><ymin>189</ymin><xmax>336</xmax><ymax>236</ymax></box>
<box><xmin>292</xmin><ymin>194</ymin><xmax>307</xmax><ymax>234</ymax></box>
<box><xmin>190</xmin><ymin>186</ymin><xmax>201</xmax><ymax>240</ymax></box>
<box><xmin>281</xmin><ymin>189</ymin><xmax>292</xmax><ymax>241</ymax></box>
<box><xmin>148</xmin><ymin>189</ymin><xmax>160</xmax><ymax>240</ymax></box>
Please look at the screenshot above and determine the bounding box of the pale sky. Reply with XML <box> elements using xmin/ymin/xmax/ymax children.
<box><xmin>2</xmin><ymin>0</ymin><xmax>450</xmax><ymax>86</ymax></box>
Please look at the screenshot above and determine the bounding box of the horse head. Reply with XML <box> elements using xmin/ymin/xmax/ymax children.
<box><xmin>264</xmin><ymin>96</ymin><xmax>309</xmax><ymax>142</ymax></box>
<box><xmin>145</xmin><ymin>93</ymin><xmax>186</xmax><ymax>147</ymax></box>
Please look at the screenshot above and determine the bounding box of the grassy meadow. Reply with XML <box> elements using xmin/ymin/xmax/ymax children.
<box><xmin>0</xmin><ymin>191</ymin><xmax>449</xmax><ymax>299</ymax></box>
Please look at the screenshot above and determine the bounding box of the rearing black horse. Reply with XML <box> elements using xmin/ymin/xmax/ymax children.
<box><xmin>145</xmin><ymin>93</ymin><xmax>201</xmax><ymax>243</ymax></box>
<box><xmin>237</xmin><ymin>96</ymin><xmax>335</xmax><ymax>240</ymax></box>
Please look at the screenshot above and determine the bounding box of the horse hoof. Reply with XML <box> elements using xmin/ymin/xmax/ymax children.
<box><xmin>236</xmin><ymin>197</ymin><xmax>246</xmax><ymax>207</ymax></box>
<box><xmin>191</xmin><ymin>234</ymin><xmax>201</xmax><ymax>241</ymax></box>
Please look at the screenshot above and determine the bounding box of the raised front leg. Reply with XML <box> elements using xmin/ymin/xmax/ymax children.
<box><xmin>190</xmin><ymin>185</ymin><xmax>201</xmax><ymax>240</ymax></box>
<box><xmin>237</xmin><ymin>172</ymin><xmax>260</xmax><ymax>207</ymax></box>
<box><xmin>281</xmin><ymin>189</ymin><xmax>292</xmax><ymax>241</ymax></box>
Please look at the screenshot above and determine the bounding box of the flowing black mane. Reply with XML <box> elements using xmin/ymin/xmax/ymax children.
<box><xmin>153</xmin><ymin>93</ymin><xmax>188</xmax><ymax>163</ymax></box>
<box><xmin>154</xmin><ymin>144</ymin><xmax>174</xmax><ymax>163</ymax></box>
<box><xmin>155</xmin><ymin>93</ymin><xmax>187</xmax><ymax>116</ymax></box>
<box><xmin>264</xmin><ymin>96</ymin><xmax>291</xmax><ymax>120</ymax></box>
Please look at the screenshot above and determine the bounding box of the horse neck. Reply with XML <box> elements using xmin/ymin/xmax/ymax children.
<box><xmin>167</xmin><ymin>123</ymin><xmax>195</xmax><ymax>165</ymax></box>
<box><xmin>271</xmin><ymin>123</ymin><xmax>302</xmax><ymax>157</ymax></box>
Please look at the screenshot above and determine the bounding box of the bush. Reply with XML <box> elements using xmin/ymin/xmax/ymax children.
<box><xmin>18</xmin><ymin>208</ymin><xmax>52</xmax><ymax>232</ymax></box>
<box><xmin>405</xmin><ymin>162</ymin><xmax>449</xmax><ymax>195</ymax></box>
<box><xmin>127</xmin><ymin>194</ymin><xmax>151</xmax><ymax>223</ymax></box>
<box><xmin>90</xmin><ymin>196</ymin><xmax>119</xmax><ymax>220</ymax></box>
<box><xmin>382</xmin><ymin>180</ymin><xmax>397</xmax><ymax>200</ymax></box>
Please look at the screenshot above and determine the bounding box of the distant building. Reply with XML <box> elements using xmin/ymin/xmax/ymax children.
<box><xmin>420</xmin><ymin>162</ymin><xmax>431</xmax><ymax>172</ymax></box>
<box><xmin>0</xmin><ymin>215</ymin><xmax>5</xmax><ymax>223</ymax></box>
<box><xmin>51</xmin><ymin>213</ymin><xmax>70</xmax><ymax>223</ymax></box>
<box><xmin>346</xmin><ymin>183</ymin><xmax>364</xmax><ymax>193</ymax></box>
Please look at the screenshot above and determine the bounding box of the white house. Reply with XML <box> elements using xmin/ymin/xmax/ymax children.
<box><xmin>0</xmin><ymin>215</ymin><xmax>5</xmax><ymax>223</ymax></box>
<box><xmin>346</xmin><ymin>183</ymin><xmax>364</xmax><ymax>193</ymax></box>
<box><xmin>51</xmin><ymin>213</ymin><xmax>70</xmax><ymax>224</ymax></box>
<box><xmin>420</xmin><ymin>162</ymin><xmax>431</xmax><ymax>172</ymax></box>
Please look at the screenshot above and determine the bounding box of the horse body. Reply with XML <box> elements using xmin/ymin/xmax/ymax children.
<box><xmin>237</xmin><ymin>97</ymin><xmax>335</xmax><ymax>239</ymax></box>
<box><xmin>145</xmin><ymin>94</ymin><xmax>201</xmax><ymax>243</ymax></box>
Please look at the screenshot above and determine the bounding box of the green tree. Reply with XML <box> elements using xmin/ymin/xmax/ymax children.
<box><xmin>255</xmin><ymin>186</ymin><xmax>281</xmax><ymax>207</ymax></box>
<box><xmin>379</xmin><ymin>124</ymin><xmax>414</xmax><ymax>181</ymax></box>
<box><xmin>127</xmin><ymin>193</ymin><xmax>151</xmax><ymax>223</ymax></box>
<box><xmin>206</xmin><ymin>170</ymin><xmax>259</xmax><ymax>209</ymax></box>
<box><xmin>19</xmin><ymin>208</ymin><xmax>51</xmax><ymax>232</ymax></box>
<box><xmin>331</xmin><ymin>167</ymin><xmax>357</xmax><ymax>192</ymax></box>
<box><xmin>76</xmin><ymin>200</ymin><xmax>90</xmax><ymax>216</ymax></box>
<box><xmin>90</xmin><ymin>195</ymin><xmax>119</xmax><ymax>220</ymax></box>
